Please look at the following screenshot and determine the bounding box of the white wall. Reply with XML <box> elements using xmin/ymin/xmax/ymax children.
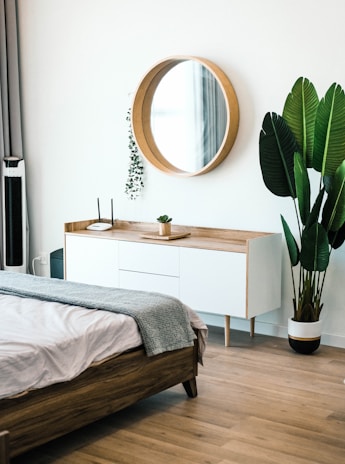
<box><xmin>16</xmin><ymin>0</ymin><xmax>345</xmax><ymax>347</ymax></box>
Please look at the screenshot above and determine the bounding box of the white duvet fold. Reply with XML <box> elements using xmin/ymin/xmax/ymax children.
<box><xmin>0</xmin><ymin>294</ymin><xmax>142</xmax><ymax>399</ymax></box>
<box><xmin>0</xmin><ymin>294</ymin><xmax>207</xmax><ymax>400</ymax></box>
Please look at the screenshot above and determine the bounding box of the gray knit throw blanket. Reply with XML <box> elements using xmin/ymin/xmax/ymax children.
<box><xmin>0</xmin><ymin>271</ymin><xmax>196</xmax><ymax>356</ymax></box>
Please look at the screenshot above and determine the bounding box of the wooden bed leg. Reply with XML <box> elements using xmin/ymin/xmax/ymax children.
<box><xmin>224</xmin><ymin>315</ymin><xmax>230</xmax><ymax>347</ymax></box>
<box><xmin>0</xmin><ymin>431</ymin><xmax>10</xmax><ymax>464</ymax></box>
<box><xmin>182</xmin><ymin>378</ymin><xmax>197</xmax><ymax>398</ymax></box>
<box><xmin>250</xmin><ymin>317</ymin><xmax>255</xmax><ymax>337</ymax></box>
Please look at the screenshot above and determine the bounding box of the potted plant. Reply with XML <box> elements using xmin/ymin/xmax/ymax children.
<box><xmin>157</xmin><ymin>214</ymin><xmax>173</xmax><ymax>236</ymax></box>
<box><xmin>259</xmin><ymin>77</ymin><xmax>345</xmax><ymax>354</ymax></box>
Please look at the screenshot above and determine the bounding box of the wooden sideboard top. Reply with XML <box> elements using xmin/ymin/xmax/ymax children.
<box><xmin>64</xmin><ymin>219</ymin><xmax>280</xmax><ymax>253</ymax></box>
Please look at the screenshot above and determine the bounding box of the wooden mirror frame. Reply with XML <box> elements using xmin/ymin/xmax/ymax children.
<box><xmin>131</xmin><ymin>56</ymin><xmax>239</xmax><ymax>177</ymax></box>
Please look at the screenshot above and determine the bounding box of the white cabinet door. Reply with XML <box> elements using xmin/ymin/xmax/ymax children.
<box><xmin>180</xmin><ymin>247</ymin><xmax>246</xmax><ymax>317</ymax></box>
<box><xmin>65</xmin><ymin>235</ymin><xmax>118</xmax><ymax>287</ymax></box>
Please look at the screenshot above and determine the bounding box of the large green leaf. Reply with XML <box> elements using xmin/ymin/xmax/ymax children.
<box><xmin>328</xmin><ymin>220</ymin><xmax>345</xmax><ymax>249</ymax></box>
<box><xmin>259</xmin><ymin>112</ymin><xmax>299</xmax><ymax>198</ymax></box>
<box><xmin>305</xmin><ymin>187</ymin><xmax>325</xmax><ymax>230</ymax></box>
<box><xmin>281</xmin><ymin>215</ymin><xmax>299</xmax><ymax>266</ymax></box>
<box><xmin>283</xmin><ymin>77</ymin><xmax>319</xmax><ymax>167</ymax></box>
<box><xmin>300</xmin><ymin>223</ymin><xmax>329</xmax><ymax>271</ymax></box>
<box><xmin>323</xmin><ymin>175</ymin><xmax>333</xmax><ymax>194</ymax></box>
<box><xmin>294</xmin><ymin>151</ymin><xmax>310</xmax><ymax>225</ymax></box>
<box><xmin>313</xmin><ymin>83</ymin><xmax>345</xmax><ymax>176</ymax></box>
<box><xmin>322</xmin><ymin>159</ymin><xmax>345</xmax><ymax>231</ymax></box>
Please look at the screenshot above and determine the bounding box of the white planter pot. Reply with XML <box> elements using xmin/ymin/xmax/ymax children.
<box><xmin>288</xmin><ymin>318</ymin><xmax>322</xmax><ymax>354</ymax></box>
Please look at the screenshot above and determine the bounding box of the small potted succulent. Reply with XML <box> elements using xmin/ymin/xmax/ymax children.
<box><xmin>157</xmin><ymin>214</ymin><xmax>172</xmax><ymax>236</ymax></box>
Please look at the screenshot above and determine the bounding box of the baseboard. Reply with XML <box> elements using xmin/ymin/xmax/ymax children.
<box><xmin>198</xmin><ymin>312</ymin><xmax>345</xmax><ymax>349</ymax></box>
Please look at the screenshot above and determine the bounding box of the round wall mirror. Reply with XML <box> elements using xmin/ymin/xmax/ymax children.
<box><xmin>131</xmin><ymin>56</ymin><xmax>239</xmax><ymax>177</ymax></box>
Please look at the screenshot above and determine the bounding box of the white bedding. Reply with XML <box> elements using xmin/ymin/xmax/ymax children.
<box><xmin>0</xmin><ymin>293</ymin><xmax>207</xmax><ymax>400</ymax></box>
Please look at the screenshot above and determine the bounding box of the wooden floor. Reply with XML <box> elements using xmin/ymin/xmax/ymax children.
<box><xmin>12</xmin><ymin>327</ymin><xmax>345</xmax><ymax>464</ymax></box>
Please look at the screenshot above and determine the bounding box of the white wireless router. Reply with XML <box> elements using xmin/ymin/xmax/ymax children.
<box><xmin>87</xmin><ymin>198</ymin><xmax>114</xmax><ymax>231</ymax></box>
<box><xmin>87</xmin><ymin>222</ymin><xmax>112</xmax><ymax>231</ymax></box>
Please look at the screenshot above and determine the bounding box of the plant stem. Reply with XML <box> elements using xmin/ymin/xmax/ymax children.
<box><xmin>290</xmin><ymin>265</ymin><xmax>297</xmax><ymax>318</ymax></box>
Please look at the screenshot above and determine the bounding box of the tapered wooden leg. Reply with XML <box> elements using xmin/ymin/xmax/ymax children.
<box><xmin>0</xmin><ymin>431</ymin><xmax>10</xmax><ymax>464</ymax></box>
<box><xmin>182</xmin><ymin>378</ymin><xmax>197</xmax><ymax>398</ymax></box>
<box><xmin>224</xmin><ymin>315</ymin><xmax>230</xmax><ymax>347</ymax></box>
<box><xmin>250</xmin><ymin>317</ymin><xmax>255</xmax><ymax>337</ymax></box>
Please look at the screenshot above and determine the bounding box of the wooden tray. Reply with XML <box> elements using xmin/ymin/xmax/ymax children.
<box><xmin>140</xmin><ymin>232</ymin><xmax>191</xmax><ymax>241</ymax></box>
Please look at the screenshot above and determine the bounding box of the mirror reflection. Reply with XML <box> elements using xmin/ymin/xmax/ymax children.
<box><xmin>150</xmin><ymin>61</ymin><xmax>227</xmax><ymax>173</ymax></box>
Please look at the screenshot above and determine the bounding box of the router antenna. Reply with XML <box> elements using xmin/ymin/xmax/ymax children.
<box><xmin>86</xmin><ymin>197</ymin><xmax>112</xmax><ymax>231</ymax></box>
<box><xmin>111</xmin><ymin>198</ymin><xmax>114</xmax><ymax>225</ymax></box>
<box><xmin>97</xmin><ymin>197</ymin><xmax>101</xmax><ymax>221</ymax></box>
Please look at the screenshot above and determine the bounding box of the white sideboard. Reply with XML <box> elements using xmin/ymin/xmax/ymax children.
<box><xmin>64</xmin><ymin>219</ymin><xmax>282</xmax><ymax>345</ymax></box>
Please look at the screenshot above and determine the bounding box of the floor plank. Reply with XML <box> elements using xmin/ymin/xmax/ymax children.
<box><xmin>12</xmin><ymin>327</ymin><xmax>345</xmax><ymax>464</ymax></box>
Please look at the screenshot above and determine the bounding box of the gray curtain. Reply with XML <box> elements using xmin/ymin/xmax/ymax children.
<box><xmin>0</xmin><ymin>0</ymin><xmax>27</xmax><ymax>271</ymax></box>
<box><xmin>200</xmin><ymin>67</ymin><xmax>227</xmax><ymax>166</ymax></box>
<box><xmin>0</xmin><ymin>0</ymin><xmax>22</xmax><ymax>158</ymax></box>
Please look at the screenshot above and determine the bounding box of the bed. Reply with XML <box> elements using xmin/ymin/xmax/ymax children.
<box><xmin>0</xmin><ymin>271</ymin><xmax>207</xmax><ymax>462</ymax></box>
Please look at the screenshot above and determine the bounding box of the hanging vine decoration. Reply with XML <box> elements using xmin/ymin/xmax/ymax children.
<box><xmin>125</xmin><ymin>109</ymin><xmax>144</xmax><ymax>200</ymax></box>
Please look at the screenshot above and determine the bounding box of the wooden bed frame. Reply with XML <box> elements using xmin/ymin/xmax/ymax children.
<box><xmin>0</xmin><ymin>332</ymin><xmax>199</xmax><ymax>463</ymax></box>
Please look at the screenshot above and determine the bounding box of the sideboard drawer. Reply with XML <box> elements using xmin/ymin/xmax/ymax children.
<box><xmin>118</xmin><ymin>241</ymin><xmax>179</xmax><ymax>277</ymax></box>
<box><xmin>119</xmin><ymin>270</ymin><xmax>179</xmax><ymax>298</ymax></box>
